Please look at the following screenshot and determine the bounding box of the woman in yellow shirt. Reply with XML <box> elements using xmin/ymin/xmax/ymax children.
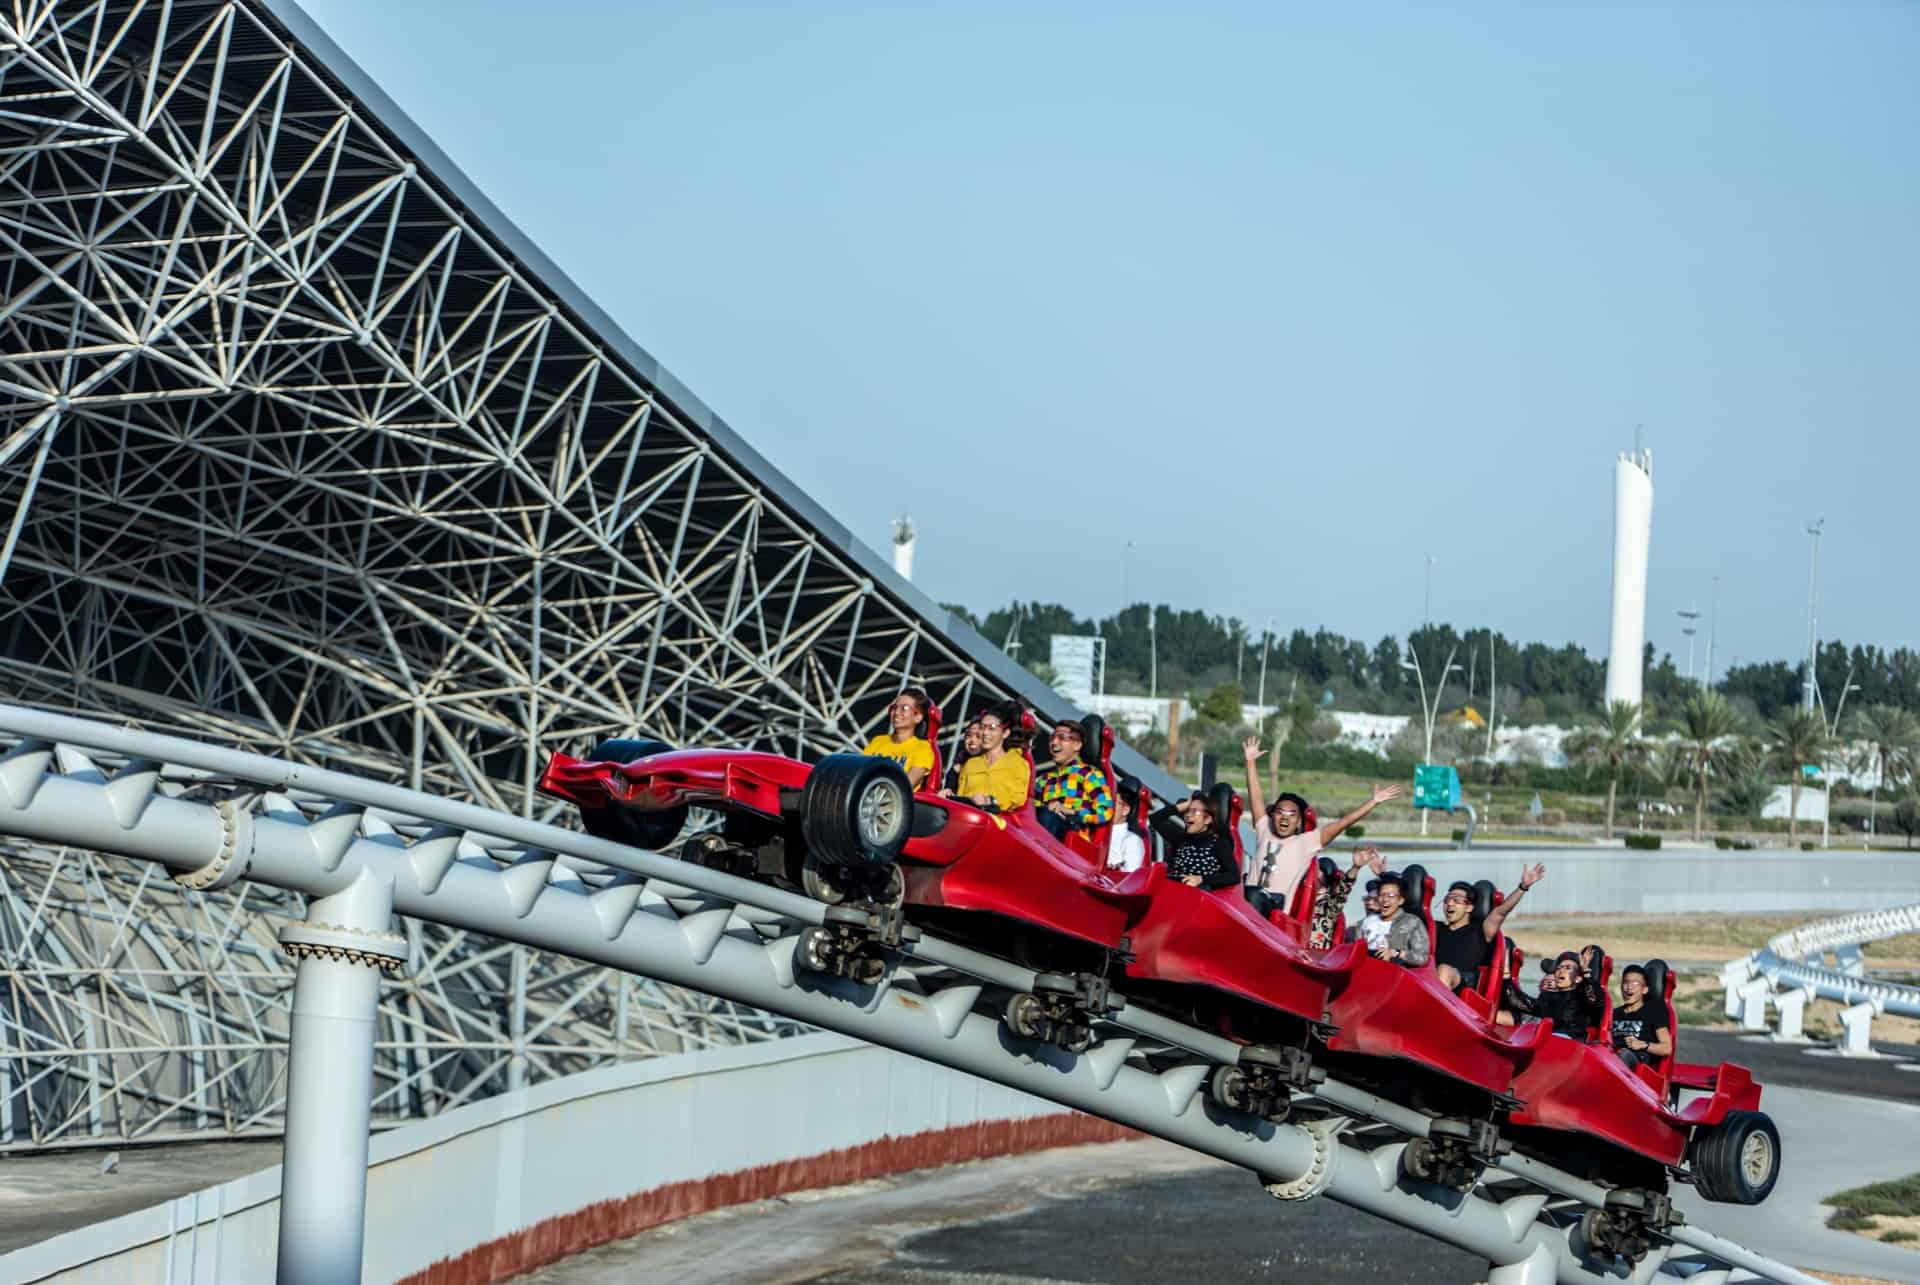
<box><xmin>942</xmin><ymin>702</ymin><xmax>1030</xmax><ymax>813</ymax></box>
<box><xmin>861</xmin><ymin>688</ymin><xmax>935</xmax><ymax>789</ymax></box>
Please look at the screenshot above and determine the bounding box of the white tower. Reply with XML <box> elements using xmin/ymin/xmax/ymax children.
<box><xmin>1605</xmin><ymin>448</ymin><xmax>1654</xmax><ymax>708</ymax></box>
<box><xmin>890</xmin><ymin>513</ymin><xmax>916</xmax><ymax>582</ymax></box>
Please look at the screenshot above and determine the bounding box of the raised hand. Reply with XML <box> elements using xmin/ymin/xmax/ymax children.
<box><xmin>1519</xmin><ymin>862</ymin><xmax>1546</xmax><ymax>890</ymax></box>
<box><xmin>1367</xmin><ymin>849</ymin><xmax>1388</xmax><ymax>875</ymax></box>
<box><xmin>1351</xmin><ymin>844</ymin><xmax>1383</xmax><ymax>872</ymax></box>
<box><xmin>1370</xmin><ymin>782</ymin><xmax>1404</xmax><ymax>806</ymax></box>
<box><xmin>1243</xmin><ymin>736</ymin><xmax>1264</xmax><ymax>762</ymax></box>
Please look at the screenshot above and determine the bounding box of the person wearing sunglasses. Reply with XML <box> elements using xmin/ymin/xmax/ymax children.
<box><xmin>1433</xmin><ymin>863</ymin><xmax>1545</xmax><ymax>992</ymax></box>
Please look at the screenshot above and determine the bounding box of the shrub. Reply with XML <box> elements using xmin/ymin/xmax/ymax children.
<box><xmin>1733</xmin><ymin>839</ymin><xmax>1755</xmax><ymax>850</ymax></box>
<box><xmin>1713</xmin><ymin>836</ymin><xmax>1733</xmax><ymax>850</ymax></box>
<box><xmin>1623</xmin><ymin>833</ymin><xmax>1663</xmax><ymax>851</ymax></box>
<box><xmin>1451</xmin><ymin>828</ymin><xmax>1467</xmax><ymax>842</ymax></box>
<box><xmin>1346</xmin><ymin>824</ymin><xmax>1364</xmax><ymax>839</ymax></box>
<box><xmin>1800</xmin><ymin>841</ymin><xmax>1816</xmax><ymax>851</ymax></box>
<box><xmin>1538</xmin><ymin>808</ymin><xmax>1565</xmax><ymax>827</ymax></box>
<box><xmin>1886</xmin><ymin>1229</ymin><xmax>1917</xmax><ymax>1244</ymax></box>
<box><xmin>1827</xmin><ymin>1210</ymin><xmax>1877</xmax><ymax>1231</ymax></box>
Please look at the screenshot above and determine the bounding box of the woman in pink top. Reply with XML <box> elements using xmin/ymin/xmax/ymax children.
<box><xmin>1241</xmin><ymin>736</ymin><xmax>1403</xmax><ymax>911</ymax></box>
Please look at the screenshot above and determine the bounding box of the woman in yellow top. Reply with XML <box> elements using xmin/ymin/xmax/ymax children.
<box><xmin>941</xmin><ymin>702</ymin><xmax>1030</xmax><ymax>813</ymax></box>
<box><xmin>861</xmin><ymin>688</ymin><xmax>936</xmax><ymax>789</ymax></box>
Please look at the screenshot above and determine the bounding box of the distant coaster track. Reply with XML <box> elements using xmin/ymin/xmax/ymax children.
<box><xmin>1747</xmin><ymin>905</ymin><xmax>1920</xmax><ymax>1020</ymax></box>
<box><xmin>0</xmin><ymin>703</ymin><xmax>1818</xmax><ymax>1285</ymax></box>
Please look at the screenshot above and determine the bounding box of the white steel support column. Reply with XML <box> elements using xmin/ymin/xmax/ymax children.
<box><xmin>276</xmin><ymin>870</ymin><xmax>406</xmax><ymax>1285</ymax></box>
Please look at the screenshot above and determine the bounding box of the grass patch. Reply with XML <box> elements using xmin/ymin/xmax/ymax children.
<box><xmin>1826</xmin><ymin>1173</ymin><xmax>1920</xmax><ymax>1219</ymax></box>
<box><xmin>1885</xmin><ymin>1229</ymin><xmax>1917</xmax><ymax>1244</ymax></box>
<box><xmin>1828</xmin><ymin>1211</ymin><xmax>1879</xmax><ymax>1231</ymax></box>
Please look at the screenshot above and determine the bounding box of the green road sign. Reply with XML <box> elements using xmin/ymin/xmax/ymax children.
<box><xmin>1413</xmin><ymin>763</ymin><xmax>1461</xmax><ymax>811</ymax></box>
<box><xmin>1801</xmin><ymin>763</ymin><xmax>1821</xmax><ymax>779</ymax></box>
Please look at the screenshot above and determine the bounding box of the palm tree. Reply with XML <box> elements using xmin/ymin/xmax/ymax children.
<box><xmin>1681</xmin><ymin>691</ymin><xmax>1740</xmax><ymax>840</ymax></box>
<box><xmin>1851</xmin><ymin>705</ymin><xmax>1920</xmax><ymax>844</ymax></box>
<box><xmin>1566</xmin><ymin>700</ymin><xmax>1645</xmax><ymax>841</ymax></box>
<box><xmin>1769</xmin><ymin>708</ymin><xmax>1830</xmax><ymax>845</ymax></box>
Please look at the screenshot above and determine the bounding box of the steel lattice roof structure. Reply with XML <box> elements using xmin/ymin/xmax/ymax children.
<box><xmin>0</xmin><ymin>0</ymin><xmax>1151</xmax><ymax>1149</ymax></box>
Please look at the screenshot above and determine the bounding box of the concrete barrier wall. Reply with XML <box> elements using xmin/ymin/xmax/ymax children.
<box><xmin>2</xmin><ymin>1034</ymin><xmax>1128</xmax><ymax>1285</ymax></box>
<box><xmin>1331</xmin><ymin>847</ymin><xmax>1920</xmax><ymax>915</ymax></box>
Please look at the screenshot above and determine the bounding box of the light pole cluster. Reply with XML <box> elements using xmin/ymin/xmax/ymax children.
<box><xmin>1402</xmin><ymin>642</ymin><xmax>1461</xmax><ymax>836</ymax></box>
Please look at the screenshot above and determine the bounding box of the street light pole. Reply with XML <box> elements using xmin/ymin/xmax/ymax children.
<box><xmin>1402</xmin><ymin>643</ymin><xmax>1460</xmax><ymax>836</ymax></box>
<box><xmin>1677</xmin><ymin>605</ymin><xmax>1701</xmax><ymax>685</ymax></box>
<box><xmin>1803</xmin><ymin>520</ymin><xmax>1823</xmax><ymax>712</ymax></box>
<box><xmin>1256</xmin><ymin>617</ymin><xmax>1274</xmax><ymax>716</ymax></box>
<box><xmin>1148</xmin><ymin>605</ymin><xmax>1158</xmax><ymax>702</ymax></box>
<box><xmin>1820</xmin><ymin>668</ymin><xmax>1860</xmax><ymax>849</ymax></box>
<box><xmin>1424</xmin><ymin>555</ymin><xmax>1437</xmax><ymax>629</ymax></box>
<box><xmin>1705</xmin><ymin>575</ymin><xmax>1720</xmax><ymax>688</ymax></box>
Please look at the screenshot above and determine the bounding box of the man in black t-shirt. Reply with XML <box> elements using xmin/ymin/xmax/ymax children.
<box><xmin>1432</xmin><ymin>863</ymin><xmax>1546</xmax><ymax>992</ymax></box>
<box><xmin>1610</xmin><ymin>965</ymin><xmax>1673</xmax><ymax>1069</ymax></box>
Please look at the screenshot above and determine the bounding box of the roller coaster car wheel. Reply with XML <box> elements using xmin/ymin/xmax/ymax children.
<box><xmin>802</xmin><ymin>754</ymin><xmax>912</xmax><ymax>868</ymax></box>
<box><xmin>1403</xmin><ymin>1136</ymin><xmax>1438</xmax><ymax>1183</ymax></box>
<box><xmin>1579</xmin><ymin>1209</ymin><xmax>1652</xmax><ymax>1264</ymax></box>
<box><xmin>580</xmin><ymin>739</ymin><xmax>688</xmax><ymax>850</ymax></box>
<box><xmin>1210</xmin><ymin>1064</ymin><xmax>1250</xmax><ymax>1112</ymax></box>
<box><xmin>1690</xmin><ymin>1110</ymin><xmax>1781</xmax><ymax>1205</ymax></box>
<box><xmin>802</xmin><ymin>853</ymin><xmax>906</xmax><ymax>908</ymax></box>
<box><xmin>795</xmin><ymin>927</ymin><xmax>833</xmax><ymax>974</ymax></box>
<box><xmin>1005</xmin><ymin>992</ymin><xmax>1049</xmax><ymax>1042</ymax></box>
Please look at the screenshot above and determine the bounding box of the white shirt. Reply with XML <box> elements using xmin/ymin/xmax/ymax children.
<box><xmin>1106</xmin><ymin>826</ymin><xmax>1145</xmax><ymax>873</ymax></box>
<box><xmin>1358</xmin><ymin>912</ymin><xmax>1390</xmax><ymax>951</ymax></box>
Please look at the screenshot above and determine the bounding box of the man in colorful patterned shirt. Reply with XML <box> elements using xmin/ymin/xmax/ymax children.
<box><xmin>1032</xmin><ymin>722</ymin><xmax>1114</xmax><ymax>842</ymax></box>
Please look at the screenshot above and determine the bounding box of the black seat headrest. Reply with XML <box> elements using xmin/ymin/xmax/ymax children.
<box><xmin>1079</xmin><ymin>714</ymin><xmax>1110</xmax><ymax>768</ymax></box>
<box><xmin>1472</xmin><ymin>879</ymin><xmax>1496</xmax><ymax>922</ymax></box>
<box><xmin>1207</xmin><ymin>782</ymin><xmax>1235</xmax><ymax>832</ymax></box>
<box><xmin>1317</xmin><ymin>855</ymin><xmax>1341</xmax><ymax>884</ymax></box>
<box><xmin>1642</xmin><ymin>958</ymin><xmax>1671</xmax><ymax>1005</ymax></box>
<box><xmin>1399</xmin><ymin>863</ymin><xmax>1432</xmax><ymax>922</ymax></box>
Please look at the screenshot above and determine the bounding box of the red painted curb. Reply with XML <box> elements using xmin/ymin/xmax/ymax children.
<box><xmin>400</xmin><ymin>1112</ymin><xmax>1139</xmax><ymax>1285</ymax></box>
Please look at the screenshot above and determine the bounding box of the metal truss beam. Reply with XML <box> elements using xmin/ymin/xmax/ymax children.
<box><xmin>0</xmin><ymin>0</ymin><xmax>1153</xmax><ymax>1150</ymax></box>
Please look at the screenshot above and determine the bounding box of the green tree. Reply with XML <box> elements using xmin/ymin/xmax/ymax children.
<box><xmin>1200</xmin><ymin>681</ymin><xmax>1246</xmax><ymax>724</ymax></box>
<box><xmin>1851</xmin><ymin>705</ymin><xmax>1920</xmax><ymax>842</ymax></box>
<box><xmin>1565</xmin><ymin>700</ymin><xmax>1646</xmax><ymax>841</ymax></box>
<box><xmin>1716</xmin><ymin>737</ymin><xmax>1775</xmax><ymax>820</ymax></box>
<box><xmin>1893</xmin><ymin>787</ymin><xmax>1920</xmax><ymax>850</ymax></box>
<box><xmin>1681</xmin><ymin>691</ymin><xmax>1740</xmax><ymax>840</ymax></box>
<box><xmin>1769</xmin><ymin>708</ymin><xmax>1831</xmax><ymax>845</ymax></box>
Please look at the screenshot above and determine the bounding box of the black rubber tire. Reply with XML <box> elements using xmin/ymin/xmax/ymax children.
<box><xmin>801</xmin><ymin>753</ymin><xmax>912</xmax><ymax>868</ymax></box>
<box><xmin>1689</xmin><ymin>1109</ymin><xmax>1781</xmax><ymax>1205</ymax></box>
<box><xmin>578</xmin><ymin>738</ymin><xmax>688</xmax><ymax>851</ymax></box>
<box><xmin>1402</xmin><ymin>1136</ymin><xmax>1438</xmax><ymax>1183</ymax></box>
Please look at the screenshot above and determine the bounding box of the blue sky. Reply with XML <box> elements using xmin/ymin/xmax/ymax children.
<box><xmin>297</xmin><ymin>1</ymin><xmax>1918</xmax><ymax>672</ymax></box>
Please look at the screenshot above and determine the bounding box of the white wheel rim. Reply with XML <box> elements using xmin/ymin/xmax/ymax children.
<box><xmin>857</xmin><ymin>780</ymin><xmax>904</xmax><ymax>846</ymax></box>
<box><xmin>1740</xmin><ymin>1130</ymin><xmax>1773</xmax><ymax>1185</ymax></box>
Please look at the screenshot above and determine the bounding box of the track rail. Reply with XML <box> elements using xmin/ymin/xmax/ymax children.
<box><xmin>0</xmin><ymin>704</ymin><xmax>1815</xmax><ymax>1284</ymax></box>
<box><xmin>1747</xmin><ymin>905</ymin><xmax>1920</xmax><ymax>1019</ymax></box>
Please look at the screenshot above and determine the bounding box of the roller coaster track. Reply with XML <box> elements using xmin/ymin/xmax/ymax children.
<box><xmin>1747</xmin><ymin>904</ymin><xmax>1920</xmax><ymax>1020</ymax></box>
<box><xmin>0</xmin><ymin>704</ymin><xmax>1818</xmax><ymax>1285</ymax></box>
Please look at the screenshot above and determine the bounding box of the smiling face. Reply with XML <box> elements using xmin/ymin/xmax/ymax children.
<box><xmin>961</xmin><ymin>722</ymin><xmax>983</xmax><ymax>756</ymax></box>
<box><xmin>1621</xmin><ymin>972</ymin><xmax>1647</xmax><ymax>1003</ymax></box>
<box><xmin>1441</xmin><ymin>888</ymin><xmax>1472</xmax><ymax>928</ymax></box>
<box><xmin>1375</xmin><ymin>882</ymin><xmax>1404</xmax><ymax>920</ymax></box>
<box><xmin>888</xmin><ymin>695</ymin><xmax>924</xmax><ymax>736</ymax></box>
<box><xmin>1048</xmin><ymin>725</ymin><xmax>1083</xmax><ymax>764</ymax></box>
<box><xmin>976</xmin><ymin>713</ymin><xmax>1009</xmax><ymax>754</ymax></box>
<box><xmin>1270</xmin><ymin>798</ymin><xmax>1303</xmax><ymax>838</ymax></box>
